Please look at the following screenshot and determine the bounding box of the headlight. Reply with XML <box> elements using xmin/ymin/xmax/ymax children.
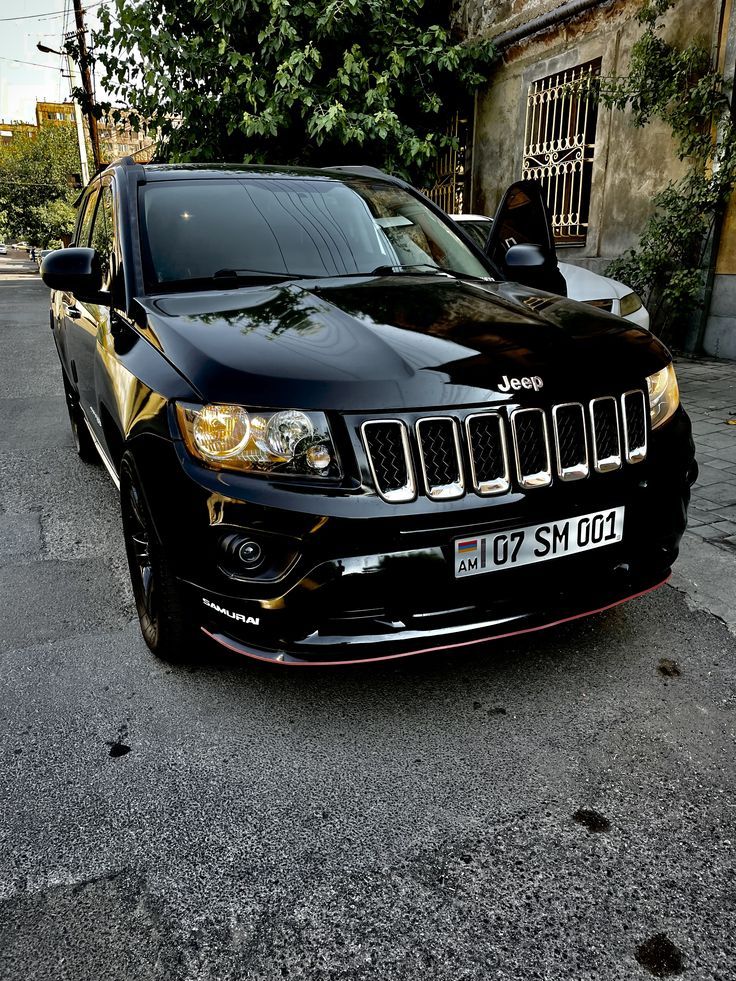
<box><xmin>619</xmin><ymin>292</ymin><xmax>643</xmax><ymax>317</ymax></box>
<box><xmin>646</xmin><ymin>364</ymin><xmax>680</xmax><ymax>429</ymax></box>
<box><xmin>192</xmin><ymin>404</ymin><xmax>251</xmax><ymax>460</ymax></box>
<box><xmin>175</xmin><ymin>403</ymin><xmax>341</xmax><ymax>478</ymax></box>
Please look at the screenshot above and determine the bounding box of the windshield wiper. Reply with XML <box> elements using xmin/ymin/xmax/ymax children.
<box><xmin>320</xmin><ymin>263</ymin><xmax>490</xmax><ymax>280</ymax></box>
<box><xmin>152</xmin><ymin>269</ymin><xmax>306</xmax><ymax>293</ymax></box>
<box><xmin>368</xmin><ymin>263</ymin><xmax>451</xmax><ymax>277</ymax></box>
<box><xmin>213</xmin><ymin>268</ymin><xmax>305</xmax><ymax>281</ymax></box>
<box><xmin>382</xmin><ymin>263</ymin><xmax>491</xmax><ymax>281</ymax></box>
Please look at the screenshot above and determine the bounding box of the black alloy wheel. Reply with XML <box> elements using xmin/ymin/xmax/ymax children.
<box><xmin>120</xmin><ymin>452</ymin><xmax>194</xmax><ymax>663</ymax></box>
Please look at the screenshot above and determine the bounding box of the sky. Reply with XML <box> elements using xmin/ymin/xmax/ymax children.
<box><xmin>0</xmin><ymin>0</ymin><xmax>104</xmax><ymax>124</ymax></box>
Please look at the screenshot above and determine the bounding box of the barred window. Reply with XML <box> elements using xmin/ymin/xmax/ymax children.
<box><xmin>522</xmin><ymin>60</ymin><xmax>601</xmax><ymax>247</ymax></box>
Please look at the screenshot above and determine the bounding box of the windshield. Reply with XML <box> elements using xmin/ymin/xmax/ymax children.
<box><xmin>138</xmin><ymin>177</ymin><xmax>491</xmax><ymax>289</ymax></box>
<box><xmin>456</xmin><ymin>219</ymin><xmax>492</xmax><ymax>250</ymax></box>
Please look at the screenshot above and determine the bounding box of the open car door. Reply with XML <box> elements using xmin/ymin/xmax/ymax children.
<box><xmin>485</xmin><ymin>180</ymin><xmax>567</xmax><ymax>297</ymax></box>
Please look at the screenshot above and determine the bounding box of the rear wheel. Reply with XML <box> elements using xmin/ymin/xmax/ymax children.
<box><xmin>120</xmin><ymin>452</ymin><xmax>197</xmax><ymax>664</ymax></box>
<box><xmin>62</xmin><ymin>374</ymin><xmax>98</xmax><ymax>464</ymax></box>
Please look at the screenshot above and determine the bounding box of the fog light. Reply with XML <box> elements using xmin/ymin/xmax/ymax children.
<box><xmin>306</xmin><ymin>444</ymin><xmax>331</xmax><ymax>470</ymax></box>
<box><xmin>237</xmin><ymin>539</ymin><xmax>264</xmax><ymax>568</ymax></box>
<box><xmin>219</xmin><ymin>532</ymin><xmax>267</xmax><ymax>574</ymax></box>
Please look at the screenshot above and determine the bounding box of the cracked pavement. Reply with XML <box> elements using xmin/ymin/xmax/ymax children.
<box><xmin>1</xmin><ymin>256</ymin><xmax>735</xmax><ymax>980</ymax></box>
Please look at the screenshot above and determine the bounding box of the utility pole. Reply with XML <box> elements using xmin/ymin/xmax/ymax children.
<box><xmin>36</xmin><ymin>42</ymin><xmax>90</xmax><ymax>186</ymax></box>
<box><xmin>72</xmin><ymin>0</ymin><xmax>101</xmax><ymax>173</ymax></box>
<box><xmin>67</xmin><ymin>56</ymin><xmax>90</xmax><ymax>186</ymax></box>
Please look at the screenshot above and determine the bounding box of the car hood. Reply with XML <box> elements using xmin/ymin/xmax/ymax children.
<box><xmin>136</xmin><ymin>276</ymin><xmax>668</xmax><ymax>411</ymax></box>
<box><xmin>558</xmin><ymin>261</ymin><xmax>631</xmax><ymax>303</ymax></box>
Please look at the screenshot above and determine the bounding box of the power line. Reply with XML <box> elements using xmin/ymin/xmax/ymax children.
<box><xmin>0</xmin><ymin>2</ymin><xmax>101</xmax><ymax>23</ymax></box>
<box><xmin>0</xmin><ymin>56</ymin><xmax>63</xmax><ymax>70</ymax></box>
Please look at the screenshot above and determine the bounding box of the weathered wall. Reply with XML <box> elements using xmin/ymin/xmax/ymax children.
<box><xmin>705</xmin><ymin>0</ymin><xmax>736</xmax><ymax>358</ymax></box>
<box><xmin>460</xmin><ymin>0</ymin><xmax>722</xmax><ymax>274</ymax></box>
<box><xmin>453</xmin><ymin>0</ymin><xmax>575</xmax><ymax>40</ymax></box>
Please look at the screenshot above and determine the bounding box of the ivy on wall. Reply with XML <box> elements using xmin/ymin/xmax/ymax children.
<box><xmin>595</xmin><ymin>0</ymin><xmax>736</xmax><ymax>344</ymax></box>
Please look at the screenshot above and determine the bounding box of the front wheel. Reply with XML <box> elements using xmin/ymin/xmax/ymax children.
<box><xmin>120</xmin><ymin>452</ymin><xmax>197</xmax><ymax>664</ymax></box>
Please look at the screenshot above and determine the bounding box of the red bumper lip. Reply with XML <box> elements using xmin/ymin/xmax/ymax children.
<box><xmin>201</xmin><ymin>575</ymin><xmax>670</xmax><ymax>667</ymax></box>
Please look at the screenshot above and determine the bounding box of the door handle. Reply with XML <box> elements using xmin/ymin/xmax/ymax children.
<box><xmin>64</xmin><ymin>302</ymin><xmax>82</xmax><ymax>320</ymax></box>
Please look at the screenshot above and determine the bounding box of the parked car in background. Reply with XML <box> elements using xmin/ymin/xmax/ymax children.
<box><xmin>0</xmin><ymin>244</ymin><xmax>7</xmax><ymax>255</ymax></box>
<box><xmin>37</xmin><ymin>249</ymin><xmax>53</xmax><ymax>267</ymax></box>
<box><xmin>41</xmin><ymin>165</ymin><xmax>694</xmax><ymax>666</ymax></box>
<box><xmin>452</xmin><ymin>213</ymin><xmax>650</xmax><ymax>328</ymax></box>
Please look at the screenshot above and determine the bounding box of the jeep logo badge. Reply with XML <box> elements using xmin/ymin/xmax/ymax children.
<box><xmin>498</xmin><ymin>374</ymin><xmax>544</xmax><ymax>392</ymax></box>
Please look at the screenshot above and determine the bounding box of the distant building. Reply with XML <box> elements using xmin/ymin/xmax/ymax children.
<box><xmin>0</xmin><ymin>122</ymin><xmax>38</xmax><ymax>144</ymax></box>
<box><xmin>35</xmin><ymin>100</ymin><xmax>75</xmax><ymax>128</ymax></box>
<box><xmin>98</xmin><ymin>109</ymin><xmax>156</xmax><ymax>163</ymax></box>
<box><xmin>1</xmin><ymin>101</ymin><xmax>157</xmax><ymax>164</ymax></box>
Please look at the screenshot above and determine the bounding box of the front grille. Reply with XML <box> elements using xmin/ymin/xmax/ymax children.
<box><xmin>552</xmin><ymin>403</ymin><xmax>588</xmax><ymax>481</ymax></box>
<box><xmin>416</xmin><ymin>417</ymin><xmax>464</xmax><ymax>499</ymax></box>
<box><xmin>465</xmin><ymin>413</ymin><xmax>509</xmax><ymax>494</ymax></box>
<box><xmin>360</xmin><ymin>388</ymin><xmax>647</xmax><ymax>502</ymax></box>
<box><xmin>622</xmin><ymin>390</ymin><xmax>647</xmax><ymax>463</ymax></box>
<box><xmin>511</xmin><ymin>408</ymin><xmax>552</xmax><ymax>488</ymax></box>
<box><xmin>361</xmin><ymin>420</ymin><xmax>415</xmax><ymax>502</ymax></box>
<box><xmin>590</xmin><ymin>397</ymin><xmax>622</xmax><ymax>472</ymax></box>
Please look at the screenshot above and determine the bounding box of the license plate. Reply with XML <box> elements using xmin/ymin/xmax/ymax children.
<box><xmin>454</xmin><ymin>506</ymin><xmax>625</xmax><ymax>578</ymax></box>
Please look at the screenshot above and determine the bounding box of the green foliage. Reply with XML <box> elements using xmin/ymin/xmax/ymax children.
<box><xmin>0</xmin><ymin>127</ymin><xmax>81</xmax><ymax>245</ymax></box>
<box><xmin>598</xmin><ymin>0</ymin><xmax>736</xmax><ymax>344</ymax></box>
<box><xmin>94</xmin><ymin>0</ymin><xmax>495</xmax><ymax>182</ymax></box>
<box><xmin>32</xmin><ymin>197</ymin><xmax>78</xmax><ymax>247</ymax></box>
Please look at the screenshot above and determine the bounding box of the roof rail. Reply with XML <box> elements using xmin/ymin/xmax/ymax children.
<box><xmin>323</xmin><ymin>164</ymin><xmax>397</xmax><ymax>181</ymax></box>
<box><xmin>108</xmin><ymin>154</ymin><xmax>137</xmax><ymax>167</ymax></box>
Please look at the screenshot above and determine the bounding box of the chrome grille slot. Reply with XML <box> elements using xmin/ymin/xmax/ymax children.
<box><xmin>590</xmin><ymin>396</ymin><xmax>622</xmax><ymax>472</ymax></box>
<box><xmin>552</xmin><ymin>402</ymin><xmax>588</xmax><ymax>482</ymax></box>
<box><xmin>361</xmin><ymin>420</ymin><xmax>415</xmax><ymax>503</ymax></box>
<box><xmin>416</xmin><ymin>417</ymin><xmax>464</xmax><ymax>500</ymax></box>
<box><xmin>465</xmin><ymin>412</ymin><xmax>510</xmax><ymax>495</ymax></box>
<box><xmin>622</xmin><ymin>390</ymin><xmax>647</xmax><ymax>464</ymax></box>
<box><xmin>511</xmin><ymin>408</ymin><xmax>552</xmax><ymax>489</ymax></box>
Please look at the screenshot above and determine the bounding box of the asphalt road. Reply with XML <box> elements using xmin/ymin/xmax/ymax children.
<box><xmin>1</xmin><ymin>254</ymin><xmax>735</xmax><ymax>981</ymax></box>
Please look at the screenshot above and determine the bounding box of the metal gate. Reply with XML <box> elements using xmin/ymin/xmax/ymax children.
<box><xmin>423</xmin><ymin>112</ymin><xmax>470</xmax><ymax>215</ymax></box>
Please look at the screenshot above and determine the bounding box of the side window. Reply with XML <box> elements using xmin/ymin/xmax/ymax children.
<box><xmin>89</xmin><ymin>183</ymin><xmax>115</xmax><ymax>289</ymax></box>
<box><xmin>76</xmin><ymin>187</ymin><xmax>99</xmax><ymax>246</ymax></box>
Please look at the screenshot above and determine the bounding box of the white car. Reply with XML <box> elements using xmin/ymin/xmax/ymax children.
<box><xmin>0</xmin><ymin>244</ymin><xmax>7</xmax><ymax>256</ymax></box>
<box><xmin>452</xmin><ymin>214</ymin><xmax>650</xmax><ymax>329</ymax></box>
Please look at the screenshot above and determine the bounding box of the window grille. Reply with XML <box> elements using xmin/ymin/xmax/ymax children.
<box><xmin>522</xmin><ymin>60</ymin><xmax>601</xmax><ymax>246</ymax></box>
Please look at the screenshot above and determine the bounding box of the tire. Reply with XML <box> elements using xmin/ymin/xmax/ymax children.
<box><xmin>62</xmin><ymin>374</ymin><xmax>98</xmax><ymax>464</ymax></box>
<box><xmin>120</xmin><ymin>452</ymin><xmax>198</xmax><ymax>664</ymax></box>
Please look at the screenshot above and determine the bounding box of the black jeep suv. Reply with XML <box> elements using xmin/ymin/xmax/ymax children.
<box><xmin>41</xmin><ymin>161</ymin><xmax>696</xmax><ymax>665</ymax></box>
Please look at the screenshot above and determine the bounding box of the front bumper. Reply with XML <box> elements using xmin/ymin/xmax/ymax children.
<box><xmin>197</xmin><ymin>571</ymin><xmax>671</xmax><ymax>666</ymax></box>
<box><xmin>135</xmin><ymin>408</ymin><xmax>696</xmax><ymax>665</ymax></box>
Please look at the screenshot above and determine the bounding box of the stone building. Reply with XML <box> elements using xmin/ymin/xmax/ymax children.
<box><xmin>98</xmin><ymin>109</ymin><xmax>155</xmax><ymax>163</ymax></box>
<box><xmin>0</xmin><ymin>122</ymin><xmax>38</xmax><ymax>144</ymax></box>
<box><xmin>453</xmin><ymin>0</ymin><xmax>736</xmax><ymax>358</ymax></box>
<box><xmin>1</xmin><ymin>101</ymin><xmax>155</xmax><ymax>163</ymax></box>
<box><xmin>35</xmin><ymin>100</ymin><xmax>75</xmax><ymax>128</ymax></box>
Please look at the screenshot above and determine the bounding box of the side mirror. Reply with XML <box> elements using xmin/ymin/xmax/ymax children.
<box><xmin>486</xmin><ymin>180</ymin><xmax>568</xmax><ymax>297</ymax></box>
<box><xmin>504</xmin><ymin>244</ymin><xmax>547</xmax><ymax>269</ymax></box>
<box><xmin>40</xmin><ymin>247</ymin><xmax>103</xmax><ymax>302</ymax></box>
